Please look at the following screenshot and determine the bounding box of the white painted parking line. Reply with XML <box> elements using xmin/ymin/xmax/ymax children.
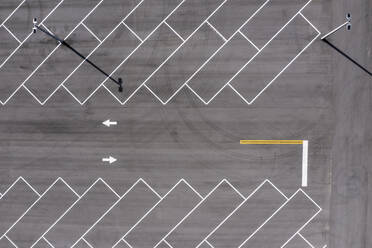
<box><xmin>73</xmin><ymin>178</ymin><xmax>161</xmax><ymax>248</ymax></box>
<box><xmin>297</xmin><ymin>233</ymin><xmax>315</xmax><ymax>248</ymax></box>
<box><xmin>82</xmin><ymin>237</ymin><xmax>94</xmax><ymax>248</ymax></box>
<box><xmin>0</xmin><ymin>0</ymin><xmax>65</xmax><ymax>72</ymax></box>
<box><xmin>4</xmin><ymin>235</ymin><xmax>18</xmax><ymax>248</ymax></box>
<box><xmin>240</xmin><ymin>140</ymin><xmax>311</xmax><ymax>187</ymax></box>
<box><xmin>2</xmin><ymin>25</ymin><xmax>20</xmax><ymax>44</ymax></box>
<box><xmin>247</xmin><ymin>28</ymin><xmax>320</xmax><ymax>105</ymax></box>
<box><xmin>82</xmin><ymin>22</ymin><xmax>102</xmax><ymax>43</ymax></box>
<box><xmin>122</xmin><ymin>22</ymin><xmax>143</xmax><ymax>42</ymax></box>
<box><xmin>158</xmin><ymin>180</ymin><xmax>240</xmax><ymax>248</ymax></box>
<box><xmin>43</xmin><ymin>237</ymin><xmax>55</xmax><ymax>248</ymax></box>
<box><xmin>206</xmin><ymin>21</ymin><xmax>227</xmax><ymax>42</ymax></box>
<box><xmin>164</xmin><ymin>21</ymin><xmax>185</xmax><ymax>42</ymax></box>
<box><xmin>0</xmin><ymin>0</ymin><xmax>27</xmax><ymax>27</ymax></box>
<box><xmin>0</xmin><ymin>0</ymin><xmax>320</xmax><ymax>105</ymax></box>
<box><xmin>163</xmin><ymin>239</ymin><xmax>175</xmax><ymax>248</ymax></box>
<box><xmin>238</xmin><ymin>30</ymin><xmax>259</xmax><ymax>51</ymax></box>
<box><xmin>280</xmin><ymin>190</ymin><xmax>322</xmax><ymax>248</ymax></box>
<box><xmin>0</xmin><ymin>178</ymin><xmax>319</xmax><ymax>248</ymax></box>
<box><xmin>302</xmin><ymin>140</ymin><xmax>309</xmax><ymax>187</ymax></box>
<box><xmin>161</xmin><ymin>0</ymin><xmax>269</xmax><ymax>105</ymax></box>
<box><xmin>98</xmin><ymin>0</ymin><xmax>187</xmax><ymax>105</ymax></box>
<box><xmin>122</xmin><ymin>239</ymin><xmax>133</xmax><ymax>248</ymax></box>
<box><xmin>1</xmin><ymin>0</ymin><xmax>105</xmax><ymax>105</ymax></box>
<box><xmin>138</xmin><ymin>0</ymin><xmax>229</xmax><ymax>105</ymax></box>
<box><xmin>213</xmin><ymin>0</ymin><xmax>315</xmax><ymax>106</ymax></box>
<box><xmin>57</xmin><ymin>0</ymin><xmax>146</xmax><ymax>105</ymax></box>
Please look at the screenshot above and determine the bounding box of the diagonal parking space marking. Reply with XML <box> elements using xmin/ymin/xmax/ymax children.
<box><xmin>81</xmin><ymin>22</ymin><xmax>102</xmax><ymax>43</ymax></box>
<box><xmin>84</xmin><ymin>0</ymin><xmax>143</xmax><ymax>40</ymax></box>
<box><xmin>122</xmin><ymin>239</ymin><xmax>134</xmax><ymax>248</ymax></box>
<box><xmin>83</xmin><ymin>179</ymin><xmax>162</xmax><ymax>248</ymax></box>
<box><xmin>2</xmin><ymin>25</ymin><xmax>21</xmax><ymax>44</ymax></box>
<box><xmin>299</xmin><ymin>12</ymin><xmax>321</xmax><ymax>35</ymax></box>
<box><xmin>206</xmin><ymin>21</ymin><xmax>226</xmax><ymax>42</ymax></box>
<box><xmin>166</xmin><ymin>0</ymin><xmax>226</xmax><ymax>40</ymax></box>
<box><xmin>230</xmin><ymin>14</ymin><xmax>320</xmax><ymax>105</ymax></box>
<box><xmin>206</xmin><ymin>179</ymin><xmax>317</xmax><ymax>248</ymax></box>
<box><xmin>207</xmin><ymin>4</ymin><xmax>318</xmax><ymax>105</ymax></box>
<box><xmin>0</xmin><ymin>178</ymin><xmax>321</xmax><ymax>248</ymax></box>
<box><xmin>0</xmin><ymin>177</ymin><xmax>40</xmax><ymax>239</ymax></box>
<box><xmin>32</xmin><ymin>237</ymin><xmax>54</xmax><ymax>248</ymax></box>
<box><xmin>205</xmin><ymin>240</ymin><xmax>215</xmax><ymax>248</ymax></box>
<box><xmin>238</xmin><ymin>189</ymin><xmax>321</xmax><ymax>248</ymax></box>
<box><xmin>283</xmin><ymin>233</ymin><xmax>313</xmax><ymax>248</ymax></box>
<box><xmin>55</xmin><ymin>0</ymin><xmax>144</xmax><ymax>105</ymax></box>
<box><xmin>165</xmin><ymin>180</ymin><xmax>245</xmax><ymax>248</ymax></box>
<box><xmin>199</xmin><ymin>240</ymin><xmax>215</xmax><ymax>248</ymax></box>
<box><xmin>122</xmin><ymin>180</ymin><xmax>203</xmax><ymax>248</ymax></box>
<box><xmin>0</xmin><ymin>0</ymin><xmax>27</xmax><ymax>27</ymax></box>
<box><xmin>113</xmin><ymin>240</ymin><xmax>131</xmax><ymax>248</ymax></box>
<box><xmin>98</xmin><ymin>0</ymin><xmax>186</xmax><ymax>105</ymax></box>
<box><xmin>104</xmin><ymin>23</ymin><xmax>183</xmax><ymax>104</ymax></box>
<box><xmin>3</xmin><ymin>0</ymin><xmax>62</xmax><ymax>42</ymax></box>
<box><xmin>206</xmin><ymin>0</ymin><xmax>316</xmax><ymax>104</ymax></box>
<box><xmin>43</xmin><ymin>0</ymin><xmax>103</xmax><ymax>40</ymax></box>
<box><xmin>122</xmin><ymin>22</ymin><xmax>143</xmax><ymax>42</ymax></box>
<box><xmin>241</xmin><ymin>0</ymin><xmax>311</xmax><ymax>49</ymax></box>
<box><xmin>208</xmin><ymin>0</ymin><xmax>269</xmax><ymax>39</ymax></box>
<box><xmin>0</xmin><ymin>33</ymin><xmax>58</xmax><ymax>103</ymax></box>
<box><xmin>0</xmin><ymin>236</ymin><xmax>17</xmax><ymax>248</ymax></box>
<box><xmin>157</xmin><ymin>240</ymin><xmax>174</xmax><ymax>248</ymax></box>
<box><xmin>187</xmin><ymin>33</ymin><xmax>257</xmax><ymax>103</ymax></box>
<box><xmin>145</xmin><ymin>23</ymin><xmax>225</xmax><ymax>103</ymax></box>
<box><xmin>0</xmin><ymin>0</ymin><xmax>106</xmax><ymax>105</ymax></box>
<box><xmin>124</xmin><ymin>0</ymin><xmax>184</xmax><ymax>40</ymax></box>
<box><xmin>0</xmin><ymin>0</ymin><xmax>321</xmax><ymax>105</ymax></box>
<box><xmin>151</xmin><ymin>0</ymin><xmax>269</xmax><ymax>104</ymax></box>
<box><xmin>63</xmin><ymin>23</ymin><xmax>140</xmax><ymax>103</ymax></box>
<box><xmin>164</xmin><ymin>21</ymin><xmax>184</xmax><ymax>42</ymax></box>
<box><xmin>41</xmin><ymin>179</ymin><xmax>119</xmax><ymax>248</ymax></box>
<box><xmin>82</xmin><ymin>238</ymin><xmax>95</xmax><ymax>248</ymax></box>
<box><xmin>0</xmin><ymin>0</ymin><xmax>65</xmax><ymax>72</ymax></box>
<box><xmin>238</xmin><ymin>30</ymin><xmax>259</xmax><ymax>51</ymax></box>
<box><xmin>280</xmin><ymin>190</ymin><xmax>321</xmax><ymax>248</ymax></box>
<box><xmin>43</xmin><ymin>237</ymin><xmax>56</xmax><ymax>248</ymax></box>
<box><xmin>7</xmin><ymin>178</ymin><xmax>80</xmax><ymax>248</ymax></box>
<box><xmin>24</xmin><ymin>24</ymin><xmax>100</xmax><ymax>103</ymax></box>
<box><xmin>73</xmin><ymin>239</ymin><xmax>93</xmax><ymax>248</ymax></box>
<box><xmin>0</xmin><ymin>25</ymin><xmax>19</xmax><ymax>65</ymax></box>
<box><xmin>207</xmin><ymin>180</ymin><xmax>287</xmax><ymax>248</ymax></box>
<box><xmin>133</xmin><ymin>0</ymin><xmax>228</xmax><ymax>105</ymax></box>
<box><xmin>152</xmin><ymin>180</ymin><xmax>230</xmax><ymax>247</ymax></box>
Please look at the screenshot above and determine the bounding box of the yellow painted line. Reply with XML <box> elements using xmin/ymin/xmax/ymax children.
<box><xmin>240</xmin><ymin>140</ymin><xmax>303</xmax><ymax>145</ymax></box>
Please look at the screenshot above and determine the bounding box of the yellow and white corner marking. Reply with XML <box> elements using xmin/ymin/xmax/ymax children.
<box><xmin>240</xmin><ymin>140</ymin><xmax>309</xmax><ymax>187</ymax></box>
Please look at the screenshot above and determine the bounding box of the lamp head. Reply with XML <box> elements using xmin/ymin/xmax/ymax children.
<box><xmin>33</xmin><ymin>18</ymin><xmax>37</xmax><ymax>33</ymax></box>
<box><xmin>346</xmin><ymin>13</ymin><xmax>351</xmax><ymax>30</ymax></box>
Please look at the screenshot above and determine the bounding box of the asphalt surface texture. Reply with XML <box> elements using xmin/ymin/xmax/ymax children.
<box><xmin>0</xmin><ymin>0</ymin><xmax>370</xmax><ymax>248</ymax></box>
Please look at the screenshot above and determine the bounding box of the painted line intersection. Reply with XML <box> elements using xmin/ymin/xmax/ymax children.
<box><xmin>0</xmin><ymin>177</ymin><xmax>323</xmax><ymax>248</ymax></box>
<box><xmin>0</xmin><ymin>0</ymin><xmax>320</xmax><ymax>106</ymax></box>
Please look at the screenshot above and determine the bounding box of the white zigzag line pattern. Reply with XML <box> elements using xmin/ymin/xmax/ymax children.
<box><xmin>0</xmin><ymin>0</ymin><xmax>104</xmax><ymax>105</ymax></box>
<box><xmin>0</xmin><ymin>0</ymin><xmax>320</xmax><ymax>106</ymax></box>
<box><xmin>0</xmin><ymin>177</ymin><xmax>324</xmax><ymax>248</ymax></box>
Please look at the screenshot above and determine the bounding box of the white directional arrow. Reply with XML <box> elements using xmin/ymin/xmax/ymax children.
<box><xmin>102</xmin><ymin>156</ymin><xmax>117</xmax><ymax>164</ymax></box>
<box><xmin>103</xmin><ymin>119</ymin><xmax>117</xmax><ymax>127</ymax></box>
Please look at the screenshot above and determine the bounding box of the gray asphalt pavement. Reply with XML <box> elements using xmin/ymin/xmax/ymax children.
<box><xmin>0</xmin><ymin>0</ymin><xmax>370</xmax><ymax>247</ymax></box>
